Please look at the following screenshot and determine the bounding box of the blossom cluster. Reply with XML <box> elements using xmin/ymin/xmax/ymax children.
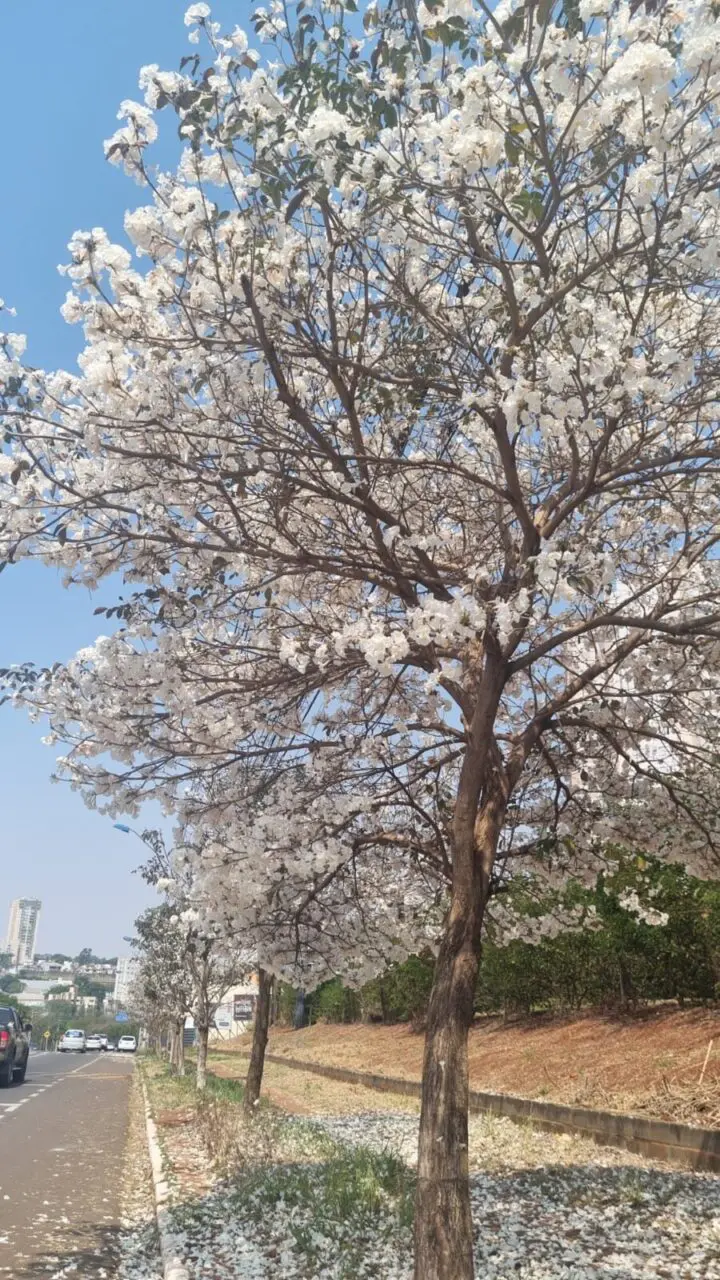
<box><xmin>2</xmin><ymin>0</ymin><xmax>720</xmax><ymax>987</ymax></box>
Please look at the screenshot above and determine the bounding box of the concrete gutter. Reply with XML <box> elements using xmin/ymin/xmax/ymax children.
<box><xmin>243</xmin><ymin>1050</ymin><xmax>720</xmax><ymax>1173</ymax></box>
<box><xmin>140</xmin><ymin>1077</ymin><xmax>190</xmax><ymax>1280</ymax></box>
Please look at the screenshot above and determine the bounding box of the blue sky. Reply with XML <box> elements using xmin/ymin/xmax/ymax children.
<box><xmin>0</xmin><ymin>1</ymin><xmax>247</xmax><ymax>956</ymax></box>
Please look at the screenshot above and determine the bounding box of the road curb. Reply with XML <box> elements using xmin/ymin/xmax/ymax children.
<box><xmin>140</xmin><ymin>1074</ymin><xmax>190</xmax><ymax>1280</ymax></box>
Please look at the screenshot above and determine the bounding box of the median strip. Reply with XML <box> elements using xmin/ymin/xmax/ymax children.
<box><xmin>225</xmin><ymin>1050</ymin><xmax>720</xmax><ymax>1174</ymax></box>
<box><xmin>136</xmin><ymin>1054</ymin><xmax>720</xmax><ymax>1279</ymax></box>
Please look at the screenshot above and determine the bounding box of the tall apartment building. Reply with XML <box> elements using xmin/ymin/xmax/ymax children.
<box><xmin>113</xmin><ymin>956</ymin><xmax>139</xmax><ymax>1007</ymax></box>
<box><xmin>4</xmin><ymin>898</ymin><xmax>42</xmax><ymax>967</ymax></box>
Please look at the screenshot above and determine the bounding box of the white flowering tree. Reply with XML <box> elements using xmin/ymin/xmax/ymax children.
<box><xmin>4</xmin><ymin>630</ymin><xmax>449</xmax><ymax>1101</ymax></box>
<box><xmin>130</xmin><ymin>904</ymin><xmax>194</xmax><ymax>1075</ymax></box>
<box><xmin>135</xmin><ymin>830</ymin><xmax>255</xmax><ymax>1090</ymax></box>
<box><xmin>183</xmin><ymin>768</ymin><xmax>449</xmax><ymax>1106</ymax></box>
<box><xmin>4</xmin><ymin>0</ymin><xmax>720</xmax><ymax>1274</ymax></box>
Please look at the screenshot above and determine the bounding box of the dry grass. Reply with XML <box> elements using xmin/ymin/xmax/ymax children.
<box><xmin>589</xmin><ymin>1078</ymin><xmax>720</xmax><ymax>1127</ymax></box>
<box><xmin>213</xmin><ymin>1006</ymin><xmax>720</xmax><ymax>1126</ymax></box>
<box><xmin>210</xmin><ymin>1054</ymin><xmax>420</xmax><ymax>1117</ymax></box>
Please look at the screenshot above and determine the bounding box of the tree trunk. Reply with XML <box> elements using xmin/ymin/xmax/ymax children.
<box><xmin>414</xmin><ymin>773</ymin><xmax>504</xmax><ymax>1280</ymax></box>
<box><xmin>170</xmin><ymin>1018</ymin><xmax>185</xmax><ymax>1076</ymax></box>
<box><xmin>244</xmin><ymin>968</ymin><xmax>273</xmax><ymax>1114</ymax></box>
<box><xmin>293</xmin><ymin>988</ymin><xmax>306</xmax><ymax>1030</ymax></box>
<box><xmin>177</xmin><ymin>1020</ymin><xmax>186</xmax><ymax>1076</ymax></box>
<box><xmin>270</xmin><ymin>979</ymin><xmax>280</xmax><ymax>1026</ymax></box>
<box><xmin>618</xmin><ymin>956</ymin><xmax>634</xmax><ymax>1011</ymax></box>
<box><xmin>196</xmin><ymin>1023</ymin><xmax>209</xmax><ymax>1091</ymax></box>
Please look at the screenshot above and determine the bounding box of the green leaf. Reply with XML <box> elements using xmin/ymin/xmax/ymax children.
<box><xmin>285</xmin><ymin>188</ymin><xmax>308</xmax><ymax>222</ymax></box>
<box><xmin>511</xmin><ymin>189</ymin><xmax>545</xmax><ymax>221</ymax></box>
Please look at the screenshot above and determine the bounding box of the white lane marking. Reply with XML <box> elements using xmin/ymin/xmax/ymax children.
<box><xmin>67</xmin><ymin>1056</ymin><xmax>107</xmax><ymax>1076</ymax></box>
<box><xmin>26</xmin><ymin>1070</ymin><xmax>75</xmax><ymax>1077</ymax></box>
<box><xmin>0</xmin><ymin>1050</ymin><xmax>110</xmax><ymax>1121</ymax></box>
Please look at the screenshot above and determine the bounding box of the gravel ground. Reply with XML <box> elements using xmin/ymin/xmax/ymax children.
<box><xmin>146</xmin><ymin>1069</ymin><xmax>720</xmax><ymax>1280</ymax></box>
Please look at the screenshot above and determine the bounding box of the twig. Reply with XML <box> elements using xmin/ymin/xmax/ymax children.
<box><xmin>699</xmin><ymin>1039</ymin><xmax>714</xmax><ymax>1087</ymax></box>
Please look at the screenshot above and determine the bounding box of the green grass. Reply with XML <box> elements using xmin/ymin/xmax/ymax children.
<box><xmin>140</xmin><ymin>1054</ymin><xmax>247</xmax><ymax>1104</ymax></box>
<box><xmin>174</xmin><ymin>1140</ymin><xmax>415</xmax><ymax>1279</ymax></box>
<box><xmin>240</xmin><ymin>1143</ymin><xmax>414</xmax><ymax>1227</ymax></box>
<box><xmin>202</xmin><ymin>1071</ymin><xmax>246</xmax><ymax>1103</ymax></box>
<box><xmin>143</xmin><ymin>1055</ymin><xmax>415</xmax><ymax>1277</ymax></box>
<box><xmin>247</xmin><ymin>1148</ymin><xmax>414</xmax><ymax>1278</ymax></box>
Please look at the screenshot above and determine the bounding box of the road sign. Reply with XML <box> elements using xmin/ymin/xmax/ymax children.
<box><xmin>43</xmin><ymin>1030</ymin><xmax>51</xmax><ymax>1040</ymax></box>
<box><xmin>115</xmin><ymin>1011</ymin><xmax>129</xmax><ymax>1022</ymax></box>
<box><xmin>233</xmin><ymin>994</ymin><xmax>257</xmax><ymax>1021</ymax></box>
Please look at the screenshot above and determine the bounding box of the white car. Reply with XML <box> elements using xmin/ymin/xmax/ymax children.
<box><xmin>117</xmin><ymin>1035</ymin><xmax>137</xmax><ymax>1053</ymax></box>
<box><xmin>59</xmin><ymin>1029</ymin><xmax>87</xmax><ymax>1053</ymax></box>
<box><xmin>85</xmin><ymin>1034</ymin><xmax>102</xmax><ymax>1050</ymax></box>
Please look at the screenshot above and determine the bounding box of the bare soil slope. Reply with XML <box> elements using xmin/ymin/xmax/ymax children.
<box><xmin>216</xmin><ymin>1006</ymin><xmax>720</xmax><ymax>1125</ymax></box>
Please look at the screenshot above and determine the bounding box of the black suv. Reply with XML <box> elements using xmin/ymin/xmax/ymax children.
<box><xmin>0</xmin><ymin>1006</ymin><xmax>31</xmax><ymax>1086</ymax></box>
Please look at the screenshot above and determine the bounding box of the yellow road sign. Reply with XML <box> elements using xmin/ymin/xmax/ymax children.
<box><xmin>43</xmin><ymin>1030</ymin><xmax>51</xmax><ymax>1040</ymax></box>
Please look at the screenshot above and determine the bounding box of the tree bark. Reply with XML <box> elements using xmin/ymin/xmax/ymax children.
<box><xmin>293</xmin><ymin>988</ymin><xmax>306</xmax><ymax>1029</ymax></box>
<box><xmin>177</xmin><ymin>1020</ymin><xmax>186</xmax><ymax>1077</ymax></box>
<box><xmin>414</xmin><ymin>767</ymin><xmax>505</xmax><ymax>1280</ymax></box>
<box><xmin>196</xmin><ymin>1023</ymin><xmax>209</xmax><ymax>1091</ymax></box>
<box><xmin>170</xmin><ymin>1018</ymin><xmax>186</xmax><ymax>1076</ymax></box>
<box><xmin>244</xmin><ymin>968</ymin><xmax>273</xmax><ymax>1114</ymax></box>
<box><xmin>270</xmin><ymin>979</ymin><xmax>280</xmax><ymax>1026</ymax></box>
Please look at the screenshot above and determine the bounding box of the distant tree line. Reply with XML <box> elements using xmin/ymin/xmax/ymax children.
<box><xmin>280</xmin><ymin>856</ymin><xmax>720</xmax><ymax>1027</ymax></box>
<box><xmin>34</xmin><ymin>949</ymin><xmax>118</xmax><ymax>967</ymax></box>
<box><xmin>0</xmin><ymin>975</ymin><xmax>24</xmax><ymax>995</ymax></box>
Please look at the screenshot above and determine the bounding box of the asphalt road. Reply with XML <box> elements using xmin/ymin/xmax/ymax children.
<box><xmin>0</xmin><ymin>1050</ymin><xmax>135</xmax><ymax>1279</ymax></box>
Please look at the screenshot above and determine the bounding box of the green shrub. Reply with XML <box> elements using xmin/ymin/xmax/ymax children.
<box><xmin>278</xmin><ymin>858</ymin><xmax>720</xmax><ymax>1026</ymax></box>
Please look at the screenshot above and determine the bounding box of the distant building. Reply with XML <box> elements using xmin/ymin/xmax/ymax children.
<box><xmin>46</xmin><ymin>986</ymin><xmax>74</xmax><ymax>1004</ymax></box>
<box><xmin>4</xmin><ymin>899</ymin><xmax>42</xmax><ymax>967</ymax></box>
<box><xmin>21</xmin><ymin>978</ymin><xmax>61</xmax><ymax>1008</ymax></box>
<box><xmin>113</xmin><ymin>957</ymin><xmax>139</xmax><ymax>1007</ymax></box>
<box><xmin>45</xmin><ymin>984</ymin><xmax>104</xmax><ymax>1012</ymax></box>
<box><xmin>77</xmin><ymin>993</ymin><xmax>103</xmax><ymax>1012</ymax></box>
<box><xmin>208</xmin><ymin>975</ymin><xmax>260</xmax><ymax>1043</ymax></box>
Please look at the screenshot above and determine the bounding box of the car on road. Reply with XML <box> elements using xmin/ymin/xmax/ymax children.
<box><xmin>117</xmin><ymin>1035</ymin><xmax>137</xmax><ymax>1053</ymax></box>
<box><xmin>98</xmin><ymin>1035</ymin><xmax>109</xmax><ymax>1051</ymax></box>
<box><xmin>85</xmin><ymin>1034</ymin><xmax>102</xmax><ymax>1051</ymax></box>
<box><xmin>0</xmin><ymin>1005</ymin><xmax>31</xmax><ymax>1085</ymax></box>
<box><xmin>59</xmin><ymin>1029</ymin><xmax>87</xmax><ymax>1054</ymax></box>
